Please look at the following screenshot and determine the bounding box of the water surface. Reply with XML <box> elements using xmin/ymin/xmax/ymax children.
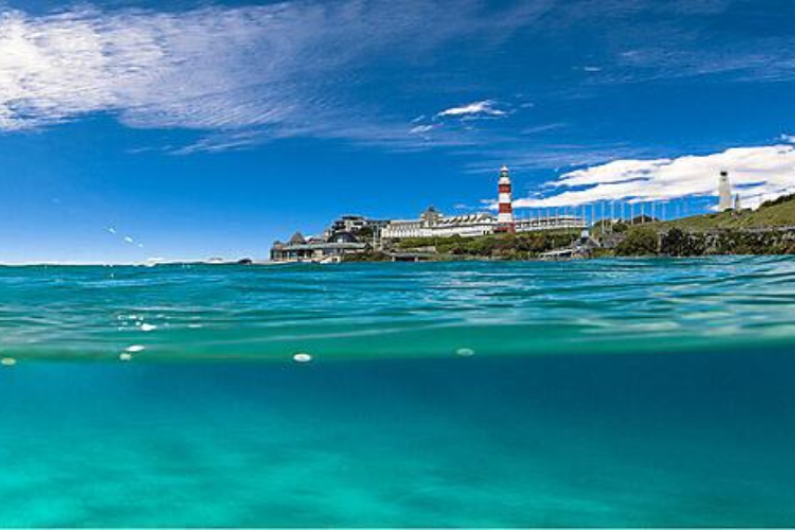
<box><xmin>2</xmin><ymin>257</ymin><xmax>794</xmax><ymax>362</ymax></box>
<box><xmin>1</xmin><ymin>258</ymin><xmax>795</xmax><ymax>526</ymax></box>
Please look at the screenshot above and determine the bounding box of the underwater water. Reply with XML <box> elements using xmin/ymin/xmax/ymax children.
<box><xmin>2</xmin><ymin>257</ymin><xmax>795</xmax><ymax>526</ymax></box>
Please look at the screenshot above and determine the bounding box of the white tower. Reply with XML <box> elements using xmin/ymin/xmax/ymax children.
<box><xmin>497</xmin><ymin>165</ymin><xmax>515</xmax><ymax>232</ymax></box>
<box><xmin>718</xmin><ymin>171</ymin><xmax>733</xmax><ymax>212</ymax></box>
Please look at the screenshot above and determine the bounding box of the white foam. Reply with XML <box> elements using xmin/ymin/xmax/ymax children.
<box><xmin>1</xmin><ymin>357</ymin><xmax>17</xmax><ymax>366</ymax></box>
<box><xmin>119</xmin><ymin>352</ymin><xmax>133</xmax><ymax>362</ymax></box>
<box><xmin>126</xmin><ymin>345</ymin><xmax>146</xmax><ymax>353</ymax></box>
<box><xmin>140</xmin><ymin>323</ymin><xmax>157</xmax><ymax>332</ymax></box>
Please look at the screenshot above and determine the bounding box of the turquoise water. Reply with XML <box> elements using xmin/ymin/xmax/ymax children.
<box><xmin>2</xmin><ymin>257</ymin><xmax>795</xmax><ymax>526</ymax></box>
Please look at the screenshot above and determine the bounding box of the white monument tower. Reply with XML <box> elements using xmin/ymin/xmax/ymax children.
<box><xmin>718</xmin><ymin>171</ymin><xmax>733</xmax><ymax>212</ymax></box>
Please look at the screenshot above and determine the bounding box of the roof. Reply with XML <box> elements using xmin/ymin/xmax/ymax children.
<box><xmin>328</xmin><ymin>231</ymin><xmax>359</xmax><ymax>243</ymax></box>
<box><xmin>289</xmin><ymin>232</ymin><xmax>306</xmax><ymax>244</ymax></box>
<box><xmin>437</xmin><ymin>213</ymin><xmax>495</xmax><ymax>225</ymax></box>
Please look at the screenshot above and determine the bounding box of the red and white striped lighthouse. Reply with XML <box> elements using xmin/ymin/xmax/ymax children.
<box><xmin>497</xmin><ymin>165</ymin><xmax>515</xmax><ymax>232</ymax></box>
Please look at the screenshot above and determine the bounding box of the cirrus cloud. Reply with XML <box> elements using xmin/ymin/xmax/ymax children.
<box><xmin>436</xmin><ymin>100</ymin><xmax>507</xmax><ymax>119</ymax></box>
<box><xmin>0</xmin><ymin>1</ymin><xmax>549</xmax><ymax>151</ymax></box>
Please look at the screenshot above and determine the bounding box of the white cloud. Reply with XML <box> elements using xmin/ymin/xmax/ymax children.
<box><xmin>409</xmin><ymin>124</ymin><xmax>436</xmax><ymax>135</ymax></box>
<box><xmin>513</xmin><ymin>143</ymin><xmax>795</xmax><ymax>210</ymax></box>
<box><xmin>0</xmin><ymin>5</ymin><xmax>336</xmax><ymax>132</ymax></box>
<box><xmin>782</xmin><ymin>134</ymin><xmax>795</xmax><ymax>144</ymax></box>
<box><xmin>436</xmin><ymin>100</ymin><xmax>506</xmax><ymax>119</ymax></box>
<box><xmin>0</xmin><ymin>1</ymin><xmax>544</xmax><ymax>150</ymax></box>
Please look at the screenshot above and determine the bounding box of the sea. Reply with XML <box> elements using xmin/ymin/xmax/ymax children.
<box><xmin>2</xmin><ymin>257</ymin><xmax>795</xmax><ymax>527</ymax></box>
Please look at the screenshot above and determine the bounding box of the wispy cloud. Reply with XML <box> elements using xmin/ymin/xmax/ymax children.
<box><xmin>107</xmin><ymin>227</ymin><xmax>145</xmax><ymax>249</ymax></box>
<box><xmin>3</xmin><ymin>0</ymin><xmax>792</xmax><ymax>161</ymax></box>
<box><xmin>0</xmin><ymin>1</ymin><xmax>546</xmax><ymax>152</ymax></box>
<box><xmin>409</xmin><ymin>124</ymin><xmax>437</xmax><ymax>135</ymax></box>
<box><xmin>436</xmin><ymin>100</ymin><xmax>507</xmax><ymax>119</ymax></box>
<box><xmin>511</xmin><ymin>143</ymin><xmax>795</xmax><ymax>209</ymax></box>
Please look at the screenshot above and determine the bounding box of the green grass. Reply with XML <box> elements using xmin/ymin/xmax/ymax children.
<box><xmin>393</xmin><ymin>231</ymin><xmax>581</xmax><ymax>259</ymax></box>
<box><xmin>654</xmin><ymin>194</ymin><xmax>795</xmax><ymax>231</ymax></box>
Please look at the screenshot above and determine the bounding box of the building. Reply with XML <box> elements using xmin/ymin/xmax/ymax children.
<box><xmin>270</xmin><ymin>231</ymin><xmax>368</xmax><ymax>263</ymax></box>
<box><xmin>718</xmin><ymin>171</ymin><xmax>733</xmax><ymax>212</ymax></box>
<box><xmin>515</xmin><ymin>214</ymin><xmax>586</xmax><ymax>232</ymax></box>
<box><xmin>324</xmin><ymin>215</ymin><xmax>390</xmax><ymax>240</ymax></box>
<box><xmin>323</xmin><ymin>215</ymin><xmax>390</xmax><ymax>247</ymax></box>
<box><xmin>380</xmin><ymin>166</ymin><xmax>586</xmax><ymax>240</ymax></box>
<box><xmin>381</xmin><ymin>206</ymin><xmax>497</xmax><ymax>239</ymax></box>
<box><xmin>540</xmin><ymin>229</ymin><xmax>601</xmax><ymax>260</ymax></box>
<box><xmin>273</xmin><ymin>166</ymin><xmax>587</xmax><ymax>253</ymax></box>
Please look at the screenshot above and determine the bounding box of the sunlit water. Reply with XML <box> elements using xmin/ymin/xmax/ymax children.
<box><xmin>2</xmin><ymin>257</ymin><xmax>795</xmax><ymax>526</ymax></box>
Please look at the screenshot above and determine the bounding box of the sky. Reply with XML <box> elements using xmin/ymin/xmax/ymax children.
<box><xmin>1</xmin><ymin>0</ymin><xmax>794</xmax><ymax>263</ymax></box>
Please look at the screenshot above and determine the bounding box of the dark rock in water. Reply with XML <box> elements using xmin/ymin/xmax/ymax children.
<box><xmin>237</xmin><ymin>258</ymin><xmax>254</xmax><ymax>265</ymax></box>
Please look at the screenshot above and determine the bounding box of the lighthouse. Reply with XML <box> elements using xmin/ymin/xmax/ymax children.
<box><xmin>497</xmin><ymin>165</ymin><xmax>516</xmax><ymax>232</ymax></box>
<box><xmin>718</xmin><ymin>170</ymin><xmax>733</xmax><ymax>212</ymax></box>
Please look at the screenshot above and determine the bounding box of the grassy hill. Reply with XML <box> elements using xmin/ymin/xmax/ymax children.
<box><xmin>655</xmin><ymin>193</ymin><xmax>795</xmax><ymax>231</ymax></box>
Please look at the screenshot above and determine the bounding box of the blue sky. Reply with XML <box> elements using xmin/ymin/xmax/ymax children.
<box><xmin>1</xmin><ymin>0</ymin><xmax>794</xmax><ymax>263</ymax></box>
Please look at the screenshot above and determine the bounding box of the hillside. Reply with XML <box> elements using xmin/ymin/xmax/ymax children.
<box><xmin>656</xmin><ymin>193</ymin><xmax>795</xmax><ymax>231</ymax></box>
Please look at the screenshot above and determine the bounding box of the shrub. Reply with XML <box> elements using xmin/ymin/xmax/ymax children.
<box><xmin>612</xmin><ymin>222</ymin><xmax>629</xmax><ymax>234</ymax></box>
<box><xmin>660</xmin><ymin>228</ymin><xmax>707</xmax><ymax>257</ymax></box>
<box><xmin>760</xmin><ymin>193</ymin><xmax>795</xmax><ymax>209</ymax></box>
<box><xmin>342</xmin><ymin>251</ymin><xmax>390</xmax><ymax>262</ymax></box>
<box><xmin>615</xmin><ymin>227</ymin><xmax>660</xmax><ymax>256</ymax></box>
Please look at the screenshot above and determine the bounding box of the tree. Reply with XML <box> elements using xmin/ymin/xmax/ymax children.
<box><xmin>615</xmin><ymin>227</ymin><xmax>660</xmax><ymax>256</ymax></box>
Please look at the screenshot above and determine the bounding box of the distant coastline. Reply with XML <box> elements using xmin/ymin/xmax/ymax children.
<box><xmin>269</xmin><ymin>165</ymin><xmax>795</xmax><ymax>264</ymax></box>
<box><xmin>4</xmin><ymin>194</ymin><xmax>793</xmax><ymax>268</ymax></box>
<box><xmin>270</xmin><ymin>193</ymin><xmax>795</xmax><ymax>264</ymax></box>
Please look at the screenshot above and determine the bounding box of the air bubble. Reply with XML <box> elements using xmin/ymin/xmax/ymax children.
<box><xmin>293</xmin><ymin>352</ymin><xmax>313</xmax><ymax>363</ymax></box>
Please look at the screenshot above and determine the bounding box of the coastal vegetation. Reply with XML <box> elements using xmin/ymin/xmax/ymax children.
<box><xmin>615</xmin><ymin>227</ymin><xmax>659</xmax><ymax>256</ymax></box>
<box><xmin>379</xmin><ymin>195</ymin><xmax>795</xmax><ymax>261</ymax></box>
<box><xmin>338</xmin><ymin>196</ymin><xmax>795</xmax><ymax>263</ymax></box>
<box><xmin>652</xmin><ymin>193</ymin><xmax>795</xmax><ymax>231</ymax></box>
<box><xmin>394</xmin><ymin>230</ymin><xmax>581</xmax><ymax>260</ymax></box>
<box><xmin>341</xmin><ymin>250</ymin><xmax>391</xmax><ymax>262</ymax></box>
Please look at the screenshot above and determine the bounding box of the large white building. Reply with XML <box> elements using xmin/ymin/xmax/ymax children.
<box><xmin>380</xmin><ymin>166</ymin><xmax>586</xmax><ymax>240</ymax></box>
<box><xmin>380</xmin><ymin>207</ymin><xmax>496</xmax><ymax>239</ymax></box>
